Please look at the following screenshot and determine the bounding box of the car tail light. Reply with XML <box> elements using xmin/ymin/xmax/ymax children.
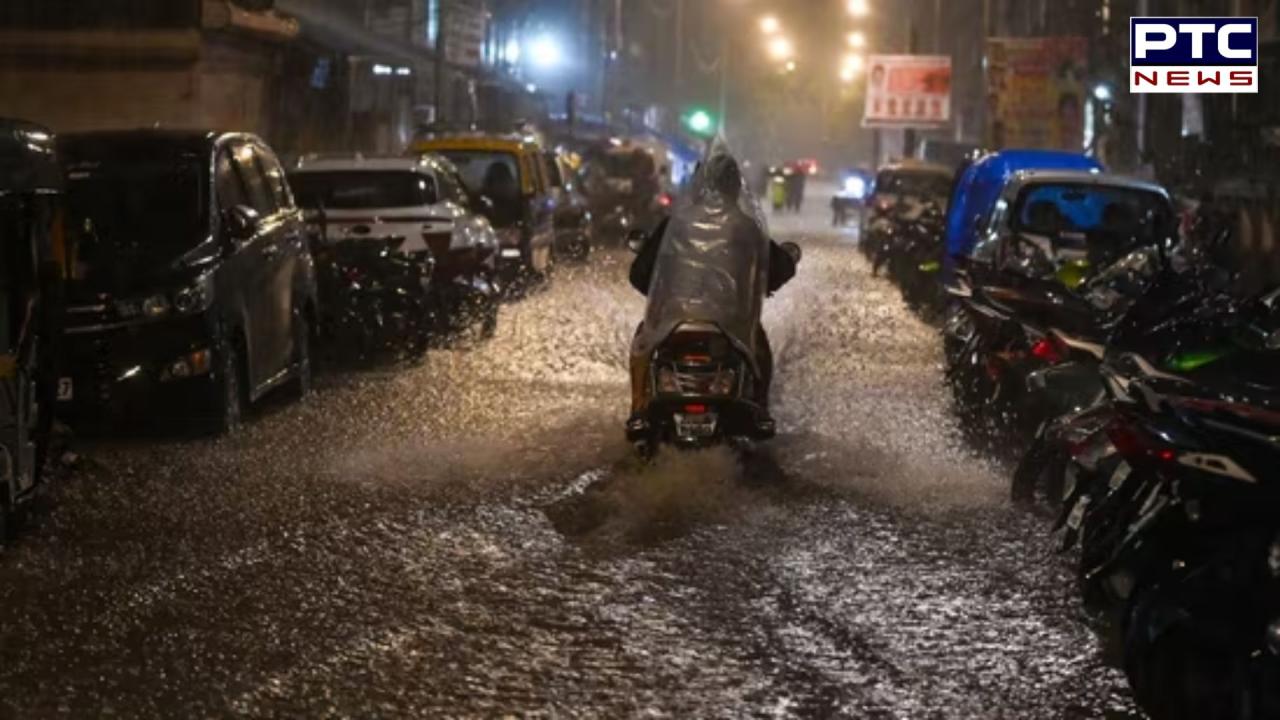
<box><xmin>658</xmin><ymin>193</ymin><xmax>673</xmax><ymax>208</ymax></box>
<box><xmin>684</xmin><ymin>404</ymin><xmax>708</xmax><ymax>415</ymax></box>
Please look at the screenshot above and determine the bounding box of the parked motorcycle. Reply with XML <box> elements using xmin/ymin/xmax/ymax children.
<box><xmin>314</xmin><ymin>236</ymin><xmax>437</xmax><ymax>362</ymax></box>
<box><xmin>1034</xmin><ymin>280</ymin><xmax>1280</xmax><ymax>719</ymax></box>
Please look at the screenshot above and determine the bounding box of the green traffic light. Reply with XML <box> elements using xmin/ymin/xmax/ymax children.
<box><xmin>686</xmin><ymin>109</ymin><xmax>714</xmax><ymax>135</ymax></box>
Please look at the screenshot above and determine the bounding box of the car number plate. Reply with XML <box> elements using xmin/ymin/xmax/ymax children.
<box><xmin>57</xmin><ymin>377</ymin><xmax>73</xmax><ymax>401</ymax></box>
<box><xmin>674</xmin><ymin>412</ymin><xmax>718</xmax><ymax>439</ymax></box>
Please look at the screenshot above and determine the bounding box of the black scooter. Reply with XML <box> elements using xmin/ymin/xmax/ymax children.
<box><xmin>314</xmin><ymin>236</ymin><xmax>437</xmax><ymax>362</ymax></box>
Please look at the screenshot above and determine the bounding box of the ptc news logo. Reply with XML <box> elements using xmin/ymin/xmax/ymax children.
<box><xmin>1131</xmin><ymin>16</ymin><xmax>1259</xmax><ymax>93</ymax></box>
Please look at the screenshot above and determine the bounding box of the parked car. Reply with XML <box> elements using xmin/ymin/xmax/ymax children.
<box><xmin>0</xmin><ymin>119</ymin><xmax>67</xmax><ymax>533</ymax></box>
<box><xmin>409</xmin><ymin>133</ymin><xmax>555</xmax><ymax>288</ymax></box>
<box><xmin>861</xmin><ymin>161</ymin><xmax>951</xmax><ymax>272</ymax></box>
<box><xmin>543</xmin><ymin>149</ymin><xmax>593</xmax><ymax>261</ymax></box>
<box><xmin>57</xmin><ymin>130</ymin><xmax>318</xmax><ymax>434</ymax></box>
<box><xmin>290</xmin><ymin>154</ymin><xmax>499</xmax><ymax>337</ymax></box>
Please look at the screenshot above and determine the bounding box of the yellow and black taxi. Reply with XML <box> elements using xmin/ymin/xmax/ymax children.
<box><xmin>0</xmin><ymin>119</ymin><xmax>67</xmax><ymax>534</ymax></box>
<box><xmin>57</xmin><ymin>130</ymin><xmax>318</xmax><ymax>434</ymax></box>
<box><xmin>410</xmin><ymin>132</ymin><xmax>555</xmax><ymax>287</ymax></box>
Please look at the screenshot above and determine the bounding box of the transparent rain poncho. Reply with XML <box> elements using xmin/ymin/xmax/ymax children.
<box><xmin>637</xmin><ymin>143</ymin><xmax>771</xmax><ymax>375</ymax></box>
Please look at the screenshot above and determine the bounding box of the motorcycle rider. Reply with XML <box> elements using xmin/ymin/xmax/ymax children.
<box><xmin>626</xmin><ymin>149</ymin><xmax>797</xmax><ymax>440</ymax></box>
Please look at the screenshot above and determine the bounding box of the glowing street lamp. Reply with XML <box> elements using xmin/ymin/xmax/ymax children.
<box><xmin>767</xmin><ymin>36</ymin><xmax>793</xmax><ymax>61</ymax></box>
<box><xmin>529</xmin><ymin>35</ymin><xmax>563</xmax><ymax>69</ymax></box>
<box><xmin>760</xmin><ymin>15</ymin><xmax>780</xmax><ymax>35</ymax></box>
<box><xmin>847</xmin><ymin>31</ymin><xmax>866</xmax><ymax>49</ymax></box>
<box><xmin>839</xmin><ymin>53</ymin><xmax>864</xmax><ymax>82</ymax></box>
<box><xmin>847</xmin><ymin>0</ymin><xmax>870</xmax><ymax>17</ymax></box>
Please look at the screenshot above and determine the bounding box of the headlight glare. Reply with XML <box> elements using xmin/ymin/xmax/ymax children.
<box><xmin>142</xmin><ymin>294</ymin><xmax>170</xmax><ymax>318</ymax></box>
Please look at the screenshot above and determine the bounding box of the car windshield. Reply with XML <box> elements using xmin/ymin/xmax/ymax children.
<box><xmin>289</xmin><ymin>171</ymin><xmax>435</xmax><ymax>210</ymax></box>
<box><xmin>434</xmin><ymin>149</ymin><xmax>522</xmax><ymax>226</ymax></box>
<box><xmin>65</xmin><ymin>157</ymin><xmax>206</xmax><ymax>258</ymax></box>
<box><xmin>874</xmin><ymin>170</ymin><xmax>950</xmax><ymax>201</ymax></box>
<box><xmin>433</xmin><ymin>150</ymin><xmax>519</xmax><ymax>196</ymax></box>
<box><xmin>1011</xmin><ymin>183</ymin><xmax>1174</xmax><ymax>249</ymax></box>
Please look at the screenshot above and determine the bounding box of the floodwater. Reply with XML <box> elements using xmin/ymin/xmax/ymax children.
<box><xmin>0</xmin><ymin>187</ymin><xmax>1139</xmax><ymax>718</ymax></box>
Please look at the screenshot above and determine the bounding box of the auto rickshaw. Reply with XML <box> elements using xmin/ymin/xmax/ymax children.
<box><xmin>0</xmin><ymin>119</ymin><xmax>67</xmax><ymax>534</ymax></box>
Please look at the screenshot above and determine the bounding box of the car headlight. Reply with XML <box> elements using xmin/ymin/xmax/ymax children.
<box><xmin>1268</xmin><ymin>534</ymin><xmax>1280</xmax><ymax>577</ymax></box>
<box><xmin>142</xmin><ymin>294</ymin><xmax>170</xmax><ymax>318</ymax></box>
<box><xmin>173</xmin><ymin>275</ymin><xmax>214</xmax><ymax>315</ymax></box>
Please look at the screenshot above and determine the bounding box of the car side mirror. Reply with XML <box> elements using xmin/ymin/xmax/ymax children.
<box><xmin>781</xmin><ymin>241</ymin><xmax>802</xmax><ymax>264</ymax></box>
<box><xmin>223</xmin><ymin>205</ymin><xmax>260</xmax><ymax>244</ymax></box>
<box><xmin>626</xmin><ymin>229</ymin><xmax>647</xmax><ymax>253</ymax></box>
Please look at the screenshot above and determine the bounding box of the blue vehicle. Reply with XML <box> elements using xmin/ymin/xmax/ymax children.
<box><xmin>944</xmin><ymin>150</ymin><xmax>1103</xmax><ymax>275</ymax></box>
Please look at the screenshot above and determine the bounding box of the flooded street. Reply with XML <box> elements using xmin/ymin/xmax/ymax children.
<box><xmin>0</xmin><ymin>193</ymin><xmax>1136</xmax><ymax>718</ymax></box>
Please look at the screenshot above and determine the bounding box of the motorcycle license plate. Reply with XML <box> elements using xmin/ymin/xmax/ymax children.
<box><xmin>674</xmin><ymin>412</ymin><xmax>718</xmax><ymax>439</ymax></box>
<box><xmin>57</xmin><ymin>377</ymin><xmax>73</xmax><ymax>401</ymax></box>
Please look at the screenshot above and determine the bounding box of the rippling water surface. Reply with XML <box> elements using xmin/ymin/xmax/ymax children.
<box><xmin>0</xmin><ymin>194</ymin><xmax>1139</xmax><ymax>717</ymax></box>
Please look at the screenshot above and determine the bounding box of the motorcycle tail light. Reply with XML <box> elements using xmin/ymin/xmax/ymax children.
<box><xmin>684</xmin><ymin>404</ymin><xmax>708</xmax><ymax>415</ymax></box>
<box><xmin>1030</xmin><ymin>338</ymin><xmax>1064</xmax><ymax>364</ymax></box>
<box><xmin>1106</xmin><ymin>422</ymin><xmax>1176</xmax><ymax>464</ymax></box>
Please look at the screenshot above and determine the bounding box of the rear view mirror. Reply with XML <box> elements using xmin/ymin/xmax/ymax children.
<box><xmin>626</xmin><ymin>229</ymin><xmax>647</xmax><ymax>253</ymax></box>
<box><xmin>223</xmin><ymin>205</ymin><xmax>260</xmax><ymax>243</ymax></box>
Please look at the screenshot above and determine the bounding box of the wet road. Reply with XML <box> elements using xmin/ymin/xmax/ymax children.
<box><xmin>0</xmin><ymin>192</ymin><xmax>1139</xmax><ymax>717</ymax></box>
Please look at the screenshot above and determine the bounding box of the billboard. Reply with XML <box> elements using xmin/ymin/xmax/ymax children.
<box><xmin>863</xmin><ymin>54</ymin><xmax>952</xmax><ymax>128</ymax></box>
<box><xmin>986</xmin><ymin>36</ymin><xmax>1088</xmax><ymax>150</ymax></box>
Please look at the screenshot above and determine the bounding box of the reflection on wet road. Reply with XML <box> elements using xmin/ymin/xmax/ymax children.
<box><xmin>0</xmin><ymin>200</ymin><xmax>1139</xmax><ymax>717</ymax></box>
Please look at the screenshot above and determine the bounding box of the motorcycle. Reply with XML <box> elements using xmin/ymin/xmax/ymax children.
<box><xmin>1042</xmin><ymin>284</ymin><xmax>1280</xmax><ymax>719</ymax></box>
<box><xmin>943</xmin><ymin>239</ymin><xmax>1163</xmax><ymax>443</ymax></box>
<box><xmin>314</xmin><ymin>236</ymin><xmax>437</xmax><ymax>362</ymax></box>
<box><xmin>885</xmin><ymin>201</ymin><xmax>946</xmax><ymax>314</ymax></box>
<box><xmin>627</xmin><ymin>237</ymin><xmax>802</xmax><ymax>452</ymax></box>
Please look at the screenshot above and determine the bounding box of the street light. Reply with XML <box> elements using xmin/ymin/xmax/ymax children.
<box><xmin>847</xmin><ymin>31</ymin><xmax>866</xmax><ymax>49</ymax></box>
<box><xmin>767</xmin><ymin>36</ymin><xmax>793</xmax><ymax>61</ymax></box>
<box><xmin>839</xmin><ymin>53</ymin><xmax>864</xmax><ymax>82</ymax></box>
<box><xmin>847</xmin><ymin>0</ymin><xmax>870</xmax><ymax>17</ymax></box>
<box><xmin>529</xmin><ymin>35</ymin><xmax>563</xmax><ymax>69</ymax></box>
<box><xmin>760</xmin><ymin>15</ymin><xmax>780</xmax><ymax>35</ymax></box>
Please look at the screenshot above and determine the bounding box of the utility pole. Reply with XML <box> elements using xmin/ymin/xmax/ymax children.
<box><xmin>434</xmin><ymin>0</ymin><xmax>448</xmax><ymax>123</ymax></box>
<box><xmin>717</xmin><ymin>33</ymin><xmax>729</xmax><ymax>136</ymax></box>
<box><xmin>674</xmin><ymin>0</ymin><xmax>685</xmax><ymax>86</ymax></box>
<box><xmin>903</xmin><ymin>5</ymin><xmax>919</xmax><ymax>158</ymax></box>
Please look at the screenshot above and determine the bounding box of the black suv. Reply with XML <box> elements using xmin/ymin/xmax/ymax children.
<box><xmin>57</xmin><ymin>130</ymin><xmax>318</xmax><ymax>433</ymax></box>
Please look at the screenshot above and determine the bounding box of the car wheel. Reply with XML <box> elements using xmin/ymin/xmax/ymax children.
<box><xmin>288</xmin><ymin>308</ymin><xmax>314</xmax><ymax>401</ymax></box>
<box><xmin>209</xmin><ymin>340</ymin><xmax>244</xmax><ymax>435</ymax></box>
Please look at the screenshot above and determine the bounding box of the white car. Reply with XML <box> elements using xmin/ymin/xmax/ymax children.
<box><xmin>289</xmin><ymin>154</ymin><xmax>501</xmax><ymax>335</ymax></box>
